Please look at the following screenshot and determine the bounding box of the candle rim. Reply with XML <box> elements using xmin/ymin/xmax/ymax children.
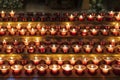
<box><xmin>74</xmin><ymin>64</ymin><xmax>86</xmax><ymax>70</ymax></box>
<box><xmin>11</xmin><ymin>64</ymin><xmax>23</xmax><ymax>70</ymax></box>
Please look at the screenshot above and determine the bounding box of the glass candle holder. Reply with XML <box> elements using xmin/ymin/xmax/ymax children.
<box><xmin>19</xmin><ymin>29</ymin><xmax>26</xmax><ymax>35</ymax></box>
<box><xmin>87</xmin><ymin>64</ymin><xmax>98</xmax><ymax>74</ymax></box>
<box><xmin>90</xmin><ymin>29</ymin><xmax>99</xmax><ymax>35</ymax></box>
<box><xmin>81</xmin><ymin>57</ymin><xmax>90</xmax><ymax>65</ymax></box>
<box><xmin>49</xmin><ymin>64</ymin><xmax>61</xmax><ymax>74</ymax></box>
<box><xmin>61</xmin><ymin>45</ymin><xmax>69</xmax><ymax>53</ymax></box>
<box><xmin>115</xmin><ymin>14</ymin><xmax>120</xmax><ymax>21</ymax></box>
<box><xmin>78</xmin><ymin>15</ymin><xmax>84</xmax><ymax>21</ymax></box>
<box><xmin>103</xmin><ymin>56</ymin><xmax>114</xmax><ymax>65</ymax></box>
<box><xmin>109</xmin><ymin>11</ymin><xmax>114</xmax><ymax>17</ymax></box>
<box><xmin>34</xmin><ymin>38</ymin><xmax>40</xmax><ymax>46</ymax></box>
<box><xmin>0</xmin><ymin>65</ymin><xmax>10</xmax><ymax>74</ymax></box>
<box><xmin>91</xmin><ymin>57</ymin><xmax>102</xmax><ymax>65</ymax></box>
<box><xmin>6</xmin><ymin>23</ymin><xmax>11</xmax><ymax>29</ymax></box>
<box><xmin>7</xmin><ymin>57</ymin><xmax>16</xmax><ymax>65</ymax></box>
<box><xmin>10</xmin><ymin>10</ymin><xmax>15</xmax><ymax>17</ymax></box>
<box><xmin>69</xmin><ymin>14</ymin><xmax>74</xmax><ymax>21</ymax></box>
<box><xmin>81</xmin><ymin>29</ymin><xmax>88</xmax><ymax>36</ymax></box>
<box><xmin>16</xmin><ymin>24</ymin><xmax>21</xmax><ymax>30</ymax></box>
<box><xmin>96</xmin><ymin>45</ymin><xmax>103</xmax><ymax>53</ymax></box>
<box><xmin>50</xmin><ymin>44</ymin><xmax>58</xmax><ymax>53</ymax></box>
<box><xmin>28</xmin><ymin>46</ymin><xmax>35</xmax><ymax>53</ymax></box>
<box><xmin>83</xmin><ymin>45</ymin><xmax>93</xmax><ymax>53</ymax></box>
<box><xmin>96</xmin><ymin>15</ymin><xmax>103</xmax><ymax>21</ymax></box>
<box><xmin>101</xmin><ymin>29</ymin><xmax>108</xmax><ymax>36</ymax></box>
<box><xmin>36</xmin><ymin>64</ymin><xmax>48</xmax><ymax>74</ymax></box>
<box><xmin>60</xmin><ymin>28</ymin><xmax>68</xmax><ymax>36</ymax></box>
<box><xmin>40</xmin><ymin>27</ymin><xmax>47</xmax><ymax>35</ymax></box>
<box><xmin>66</xmin><ymin>23</ymin><xmax>71</xmax><ymax>30</ymax></box>
<box><xmin>29</xmin><ymin>28</ymin><xmax>37</xmax><ymax>35</ymax></box>
<box><xmin>45</xmin><ymin>57</ymin><xmax>51</xmax><ymax>65</ymax></box>
<box><xmin>70</xmin><ymin>28</ymin><xmax>77</xmax><ymax>35</ymax></box>
<box><xmin>56</xmin><ymin>57</ymin><xmax>64</xmax><ymax>65</ymax></box>
<box><xmin>106</xmin><ymin>45</ymin><xmax>115</xmax><ymax>53</ymax></box>
<box><xmin>62</xmin><ymin>64</ymin><xmax>73</xmax><ymax>74</ymax></box>
<box><xmin>27</xmin><ymin>23</ymin><xmax>32</xmax><ymax>30</ymax></box>
<box><xmin>72</xmin><ymin>44</ymin><xmax>81</xmax><ymax>53</ymax></box>
<box><xmin>0</xmin><ymin>28</ymin><xmax>6</xmax><ymax>35</ymax></box>
<box><xmin>6</xmin><ymin>45</ymin><xmax>13</xmax><ymax>53</ymax></box>
<box><xmin>31</xmin><ymin>56</ymin><xmax>41</xmax><ymax>65</ymax></box>
<box><xmin>1</xmin><ymin>11</ymin><xmax>5</xmax><ymax>18</ymax></box>
<box><xmin>74</xmin><ymin>64</ymin><xmax>86</xmax><ymax>74</ymax></box>
<box><xmin>100</xmin><ymin>64</ymin><xmax>111</xmax><ymax>74</ymax></box>
<box><xmin>11</xmin><ymin>64</ymin><xmax>23</xmax><ymax>74</ymax></box>
<box><xmin>23</xmin><ymin>39</ymin><xmax>29</xmax><ymax>46</ymax></box>
<box><xmin>50</xmin><ymin>28</ymin><xmax>57</xmax><ymax>35</ymax></box>
<box><xmin>112</xmin><ymin>64</ymin><xmax>120</xmax><ymax>75</ymax></box>
<box><xmin>69</xmin><ymin>57</ymin><xmax>76</xmax><ymax>65</ymax></box>
<box><xmin>39</xmin><ymin>45</ymin><xmax>46</xmax><ymax>53</ymax></box>
<box><xmin>87</xmin><ymin>15</ymin><xmax>94</xmax><ymax>21</ymax></box>
<box><xmin>24</xmin><ymin>64</ymin><xmax>35</xmax><ymax>74</ymax></box>
<box><xmin>110</xmin><ymin>39</ymin><xmax>116</xmax><ymax>46</ymax></box>
<box><xmin>8</xmin><ymin>28</ymin><xmax>16</xmax><ymax>35</ymax></box>
<box><xmin>111</xmin><ymin>29</ymin><xmax>119</xmax><ymax>36</ymax></box>
<box><xmin>115</xmin><ymin>57</ymin><xmax>120</xmax><ymax>65</ymax></box>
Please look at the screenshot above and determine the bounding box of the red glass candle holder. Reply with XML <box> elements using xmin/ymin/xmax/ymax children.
<box><xmin>0</xmin><ymin>65</ymin><xmax>10</xmax><ymax>74</ymax></box>
<box><xmin>100</xmin><ymin>64</ymin><xmax>111</xmax><ymax>74</ymax></box>
<box><xmin>37</xmin><ymin>64</ymin><xmax>48</xmax><ymax>74</ymax></box>
<box><xmin>11</xmin><ymin>64</ymin><xmax>23</xmax><ymax>74</ymax></box>
<box><xmin>49</xmin><ymin>64</ymin><xmax>60</xmax><ymax>74</ymax></box>
<box><xmin>74</xmin><ymin>64</ymin><xmax>86</xmax><ymax>74</ymax></box>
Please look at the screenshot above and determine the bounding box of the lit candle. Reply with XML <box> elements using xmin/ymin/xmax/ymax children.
<box><xmin>101</xmin><ymin>29</ymin><xmax>108</xmax><ymax>35</ymax></box>
<box><xmin>19</xmin><ymin>29</ymin><xmax>26</xmax><ymax>35</ymax></box>
<box><xmin>35</xmin><ymin>38</ymin><xmax>40</xmax><ymax>46</ymax></box>
<box><xmin>74</xmin><ymin>65</ymin><xmax>86</xmax><ymax>74</ymax></box>
<box><xmin>114</xmin><ymin>23</ymin><xmax>119</xmax><ymax>29</ymax></box>
<box><xmin>91</xmin><ymin>57</ymin><xmax>101</xmax><ymax>65</ymax></box>
<box><xmin>24</xmin><ymin>64</ymin><xmax>35</xmax><ymax>74</ymax></box>
<box><xmin>29</xmin><ymin>28</ymin><xmax>36</xmax><ymax>35</ymax></box>
<box><xmin>2</xmin><ymin>39</ymin><xmax>7</xmax><ymax>45</ymax></box>
<box><xmin>79</xmin><ymin>15</ymin><xmax>84</xmax><ymax>21</ymax></box>
<box><xmin>87</xmin><ymin>15</ymin><xmax>94</xmax><ymax>21</ymax></box>
<box><xmin>7</xmin><ymin>57</ymin><xmax>16</xmax><ymax>65</ymax></box>
<box><xmin>36</xmin><ymin>64</ymin><xmax>48</xmax><ymax>74</ymax></box>
<box><xmin>60</xmin><ymin>28</ymin><xmax>67</xmax><ymax>36</ymax></box>
<box><xmin>62</xmin><ymin>64</ymin><xmax>73</xmax><ymax>74</ymax></box>
<box><xmin>72</xmin><ymin>44</ymin><xmax>81</xmax><ymax>53</ymax></box>
<box><xmin>70</xmin><ymin>28</ymin><xmax>77</xmax><ymax>35</ymax></box>
<box><xmin>115</xmin><ymin>14</ymin><xmax>120</xmax><ymax>21</ymax></box>
<box><xmin>106</xmin><ymin>45</ymin><xmax>114</xmax><ymax>53</ymax></box>
<box><xmin>90</xmin><ymin>29</ymin><xmax>98</xmax><ymax>35</ymax></box>
<box><xmin>0</xmin><ymin>28</ymin><xmax>6</xmax><ymax>35</ymax></box>
<box><xmin>36</xmin><ymin>23</ymin><xmax>41</xmax><ymax>30</ymax></box>
<box><xmin>103</xmin><ymin>56</ymin><xmax>114</xmax><ymax>65</ymax></box>
<box><xmin>39</xmin><ymin>45</ymin><xmax>46</xmax><ymax>53</ymax></box>
<box><xmin>96</xmin><ymin>45</ymin><xmax>103</xmax><ymax>53</ymax></box>
<box><xmin>81</xmin><ymin>29</ymin><xmax>88</xmax><ymax>36</ymax></box>
<box><xmin>40</xmin><ymin>27</ymin><xmax>46</xmax><ymax>35</ymax></box>
<box><xmin>49</xmin><ymin>64</ymin><xmax>60</xmax><ymax>74</ymax></box>
<box><xmin>81</xmin><ymin>57</ymin><xmax>90</xmax><ymax>65</ymax></box>
<box><xmin>50</xmin><ymin>44</ymin><xmax>58</xmax><ymax>53</ymax></box>
<box><xmin>0</xmin><ymin>57</ymin><xmax>4</xmax><ymax>65</ymax></box>
<box><xmin>45</xmin><ymin>57</ymin><xmax>51</xmax><ymax>65</ymax></box>
<box><xmin>100</xmin><ymin>64</ymin><xmax>111</xmax><ymax>74</ymax></box>
<box><xmin>62</xmin><ymin>45</ymin><xmax>69</xmax><ymax>53</ymax></box>
<box><xmin>50</xmin><ymin>28</ymin><xmax>56</xmax><ymax>35</ymax></box>
<box><xmin>28</xmin><ymin>46</ymin><xmax>35</xmax><ymax>53</ymax></box>
<box><xmin>7</xmin><ymin>23</ymin><xmax>11</xmax><ymax>29</ymax></box>
<box><xmin>112</xmin><ymin>64</ymin><xmax>120</xmax><ymax>75</ymax></box>
<box><xmin>84</xmin><ymin>45</ymin><xmax>92</xmax><ymax>53</ymax></box>
<box><xmin>0</xmin><ymin>65</ymin><xmax>10</xmax><ymax>74</ymax></box>
<box><xmin>27</xmin><ymin>23</ymin><xmax>32</xmax><ymax>30</ymax></box>
<box><xmin>87</xmin><ymin>64</ymin><xmax>98</xmax><ymax>74</ymax></box>
<box><xmin>31</xmin><ymin>56</ymin><xmax>40</xmax><ymax>65</ymax></box>
<box><xmin>69</xmin><ymin>57</ymin><xmax>76</xmax><ymax>65</ymax></box>
<box><xmin>9</xmin><ymin>28</ymin><xmax>16</xmax><ymax>35</ymax></box>
<box><xmin>57</xmin><ymin>57</ymin><xmax>64</xmax><ymax>65</ymax></box>
<box><xmin>110</xmin><ymin>39</ymin><xmax>116</xmax><ymax>46</ymax></box>
<box><xmin>23</xmin><ymin>39</ymin><xmax>29</xmax><ymax>46</ymax></box>
<box><xmin>10</xmin><ymin>10</ymin><xmax>15</xmax><ymax>17</ymax></box>
<box><xmin>109</xmin><ymin>11</ymin><xmax>114</xmax><ymax>16</ymax></box>
<box><xmin>66</xmin><ymin>23</ymin><xmax>71</xmax><ymax>30</ymax></box>
<box><xmin>69</xmin><ymin>14</ymin><xmax>74</xmax><ymax>21</ymax></box>
<box><xmin>6</xmin><ymin>45</ymin><xmax>13</xmax><ymax>53</ymax></box>
<box><xmin>1</xmin><ymin>11</ymin><xmax>5</xmax><ymax>18</ymax></box>
<box><xmin>16</xmin><ymin>24</ymin><xmax>21</xmax><ymax>30</ymax></box>
<box><xmin>111</xmin><ymin>29</ymin><xmax>119</xmax><ymax>36</ymax></box>
<box><xmin>96</xmin><ymin>15</ymin><xmax>103</xmax><ymax>21</ymax></box>
<box><xmin>11</xmin><ymin>64</ymin><xmax>23</xmax><ymax>74</ymax></box>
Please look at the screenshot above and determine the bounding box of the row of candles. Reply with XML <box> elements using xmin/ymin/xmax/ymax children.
<box><xmin>1</xmin><ymin>11</ymin><xmax>120</xmax><ymax>22</ymax></box>
<box><xmin>1</xmin><ymin>43</ymin><xmax>120</xmax><ymax>53</ymax></box>
<box><xmin>0</xmin><ymin>26</ymin><xmax>119</xmax><ymax>36</ymax></box>
<box><xmin>0</xmin><ymin>63</ymin><xmax>120</xmax><ymax>75</ymax></box>
<box><xmin>0</xmin><ymin>56</ymin><xmax>120</xmax><ymax>65</ymax></box>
